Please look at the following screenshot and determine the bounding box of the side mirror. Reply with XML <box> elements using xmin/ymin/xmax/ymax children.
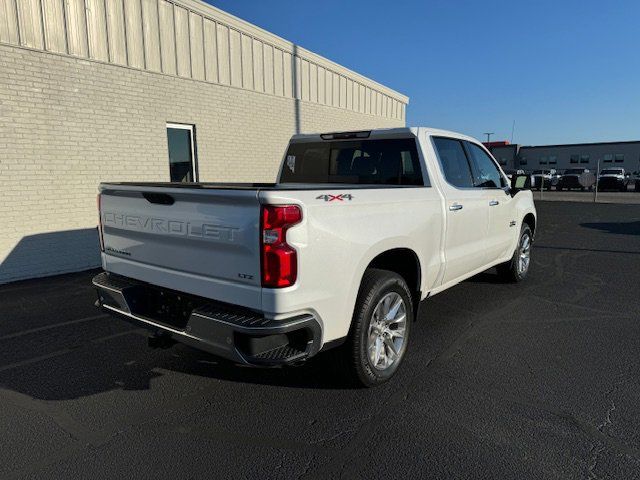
<box><xmin>510</xmin><ymin>174</ymin><xmax>532</xmax><ymax>195</ymax></box>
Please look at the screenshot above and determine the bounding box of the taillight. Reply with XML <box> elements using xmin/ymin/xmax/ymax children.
<box><xmin>260</xmin><ymin>205</ymin><xmax>302</xmax><ymax>288</ymax></box>
<box><xmin>97</xmin><ymin>194</ymin><xmax>105</xmax><ymax>252</ymax></box>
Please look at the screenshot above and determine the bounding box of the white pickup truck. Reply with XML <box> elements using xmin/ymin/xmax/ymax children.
<box><xmin>93</xmin><ymin>127</ymin><xmax>536</xmax><ymax>387</ymax></box>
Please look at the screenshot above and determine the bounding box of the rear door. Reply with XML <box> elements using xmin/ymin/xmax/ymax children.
<box><xmin>463</xmin><ymin>141</ymin><xmax>515</xmax><ymax>262</ymax></box>
<box><xmin>432</xmin><ymin>137</ymin><xmax>490</xmax><ymax>284</ymax></box>
<box><xmin>99</xmin><ymin>184</ymin><xmax>262</xmax><ymax>308</ymax></box>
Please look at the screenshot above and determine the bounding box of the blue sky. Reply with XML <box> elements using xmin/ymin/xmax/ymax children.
<box><xmin>204</xmin><ymin>0</ymin><xmax>639</xmax><ymax>146</ymax></box>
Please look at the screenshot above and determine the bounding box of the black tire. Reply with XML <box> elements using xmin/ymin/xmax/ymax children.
<box><xmin>496</xmin><ymin>224</ymin><xmax>533</xmax><ymax>283</ymax></box>
<box><xmin>333</xmin><ymin>268</ymin><xmax>413</xmax><ymax>388</ymax></box>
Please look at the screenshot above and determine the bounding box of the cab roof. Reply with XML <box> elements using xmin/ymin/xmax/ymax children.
<box><xmin>290</xmin><ymin>127</ymin><xmax>482</xmax><ymax>144</ymax></box>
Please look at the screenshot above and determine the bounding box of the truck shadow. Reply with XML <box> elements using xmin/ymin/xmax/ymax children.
<box><xmin>580</xmin><ymin>221</ymin><xmax>640</xmax><ymax>236</ymax></box>
<box><xmin>0</xmin><ymin>229</ymin><xmax>101</xmax><ymax>285</ymax></box>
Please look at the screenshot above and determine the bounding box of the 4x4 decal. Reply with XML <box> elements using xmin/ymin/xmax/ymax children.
<box><xmin>316</xmin><ymin>194</ymin><xmax>354</xmax><ymax>202</ymax></box>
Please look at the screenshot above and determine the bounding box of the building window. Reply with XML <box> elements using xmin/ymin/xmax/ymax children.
<box><xmin>549</xmin><ymin>155</ymin><xmax>557</xmax><ymax>164</ymax></box>
<box><xmin>603</xmin><ymin>154</ymin><xmax>613</xmax><ymax>163</ymax></box>
<box><xmin>499</xmin><ymin>157</ymin><xmax>507</xmax><ymax>166</ymax></box>
<box><xmin>539</xmin><ymin>156</ymin><xmax>547</xmax><ymax>165</ymax></box>
<box><xmin>519</xmin><ymin>157</ymin><xmax>527</xmax><ymax>166</ymax></box>
<box><xmin>570</xmin><ymin>154</ymin><xmax>579</xmax><ymax>164</ymax></box>
<box><xmin>580</xmin><ymin>155</ymin><xmax>590</xmax><ymax>164</ymax></box>
<box><xmin>167</xmin><ymin>123</ymin><xmax>197</xmax><ymax>182</ymax></box>
<box><xmin>615</xmin><ymin>154</ymin><xmax>624</xmax><ymax>163</ymax></box>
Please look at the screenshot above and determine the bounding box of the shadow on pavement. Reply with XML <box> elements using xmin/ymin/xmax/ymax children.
<box><xmin>580</xmin><ymin>221</ymin><xmax>640</xmax><ymax>236</ymax></box>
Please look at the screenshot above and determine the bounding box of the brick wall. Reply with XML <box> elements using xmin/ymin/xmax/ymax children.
<box><xmin>0</xmin><ymin>44</ymin><xmax>404</xmax><ymax>283</ymax></box>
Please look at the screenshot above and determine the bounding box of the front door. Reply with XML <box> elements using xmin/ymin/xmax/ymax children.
<box><xmin>463</xmin><ymin>141</ymin><xmax>515</xmax><ymax>262</ymax></box>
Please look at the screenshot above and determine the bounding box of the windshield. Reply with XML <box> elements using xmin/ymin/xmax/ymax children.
<box><xmin>280</xmin><ymin>138</ymin><xmax>424</xmax><ymax>185</ymax></box>
<box><xmin>600</xmin><ymin>169</ymin><xmax>622</xmax><ymax>175</ymax></box>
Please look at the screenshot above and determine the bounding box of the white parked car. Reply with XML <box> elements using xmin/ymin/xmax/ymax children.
<box><xmin>598</xmin><ymin>167</ymin><xmax>630</xmax><ymax>192</ymax></box>
<box><xmin>93</xmin><ymin>128</ymin><xmax>537</xmax><ymax>387</ymax></box>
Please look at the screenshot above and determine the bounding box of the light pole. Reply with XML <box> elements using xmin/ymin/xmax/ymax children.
<box><xmin>484</xmin><ymin>132</ymin><xmax>494</xmax><ymax>144</ymax></box>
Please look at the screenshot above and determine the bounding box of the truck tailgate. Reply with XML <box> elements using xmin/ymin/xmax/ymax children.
<box><xmin>99</xmin><ymin>184</ymin><xmax>262</xmax><ymax>309</ymax></box>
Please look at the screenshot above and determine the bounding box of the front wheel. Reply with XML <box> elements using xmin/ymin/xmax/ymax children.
<box><xmin>496</xmin><ymin>224</ymin><xmax>533</xmax><ymax>282</ymax></box>
<box><xmin>335</xmin><ymin>269</ymin><xmax>413</xmax><ymax>388</ymax></box>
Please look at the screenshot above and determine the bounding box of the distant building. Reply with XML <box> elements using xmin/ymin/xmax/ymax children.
<box><xmin>487</xmin><ymin>141</ymin><xmax>640</xmax><ymax>173</ymax></box>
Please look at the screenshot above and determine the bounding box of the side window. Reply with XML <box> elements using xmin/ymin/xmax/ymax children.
<box><xmin>433</xmin><ymin>137</ymin><xmax>474</xmax><ymax>188</ymax></box>
<box><xmin>465</xmin><ymin>142</ymin><xmax>505</xmax><ymax>188</ymax></box>
<box><xmin>167</xmin><ymin>123</ymin><xmax>197</xmax><ymax>182</ymax></box>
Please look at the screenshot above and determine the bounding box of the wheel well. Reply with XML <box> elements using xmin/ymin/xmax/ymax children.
<box><xmin>523</xmin><ymin>213</ymin><xmax>536</xmax><ymax>236</ymax></box>
<box><xmin>366</xmin><ymin>248</ymin><xmax>421</xmax><ymax>309</ymax></box>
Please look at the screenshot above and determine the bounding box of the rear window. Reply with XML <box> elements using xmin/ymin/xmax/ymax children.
<box><xmin>279</xmin><ymin>138</ymin><xmax>424</xmax><ymax>186</ymax></box>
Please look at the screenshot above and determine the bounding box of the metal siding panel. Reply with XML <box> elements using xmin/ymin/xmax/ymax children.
<box><xmin>86</xmin><ymin>0</ymin><xmax>109</xmax><ymax>61</ymax></box>
<box><xmin>332</xmin><ymin>73</ymin><xmax>339</xmax><ymax>107</ymax></box>
<box><xmin>317</xmin><ymin>66</ymin><xmax>325</xmax><ymax>104</ymax></box>
<box><xmin>252</xmin><ymin>38</ymin><xmax>263</xmax><ymax>92</ymax></box>
<box><xmin>273</xmin><ymin>47</ymin><xmax>283</xmax><ymax>96</ymax></box>
<box><xmin>309</xmin><ymin>63</ymin><xmax>317</xmax><ymax>103</ymax></box>
<box><xmin>216</xmin><ymin>23</ymin><xmax>229</xmax><ymax>84</ymax></box>
<box><xmin>353</xmin><ymin>83</ymin><xmax>359</xmax><ymax>112</ymax></box>
<box><xmin>202</xmin><ymin>18</ymin><xmax>217</xmax><ymax>82</ymax></box>
<box><xmin>262</xmin><ymin>43</ymin><xmax>273</xmax><ymax>94</ymax></box>
<box><xmin>294</xmin><ymin>55</ymin><xmax>301</xmax><ymax>99</ymax></box>
<box><xmin>64</xmin><ymin>0</ymin><xmax>88</xmax><ymax>57</ymax></box>
<box><xmin>300</xmin><ymin>59</ymin><xmax>309</xmax><ymax>101</ymax></box>
<box><xmin>157</xmin><ymin>0</ymin><xmax>175</xmax><ymax>74</ymax></box>
<box><xmin>339</xmin><ymin>76</ymin><xmax>346</xmax><ymax>108</ymax></box>
<box><xmin>16</xmin><ymin>0</ymin><xmax>44</xmax><ymax>49</ymax></box>
<box><xmin>41</xmin><ymin>0</ymin><xmax>66</xmax><ymax>53</ymax></box>
<box><xmin>346</xmin><ymin>78</ymin><xmax>353</xmax><ymax>110</ymax></box>
<box><xmin>188</xmin><ymin>11</ymin><xmax>204</xmax><ymax>80</ymax></box>
<box><xmin>0</xmin><ymin>0</ymin><xmax>20</xmax><ymax>44</ymax></box>
<box><xmin>365</xmin><ymin>87</ymin><xmax>370</xmax><ymax>114</ymax></box>
<box><xmin>325</xmin><ymin>69</ymin><xmax>332</xmax><ymax>106</ymax></box>
<box><xmin>124</xmin><ymin>0</ymin><xmax>144</xmax><ymax>68</ymax></box>
<box><xmin>240</xmin><ymin>33</ymin><xmax>252</xmax><ymax>89</ymax></box>
<box><xmin>105</xmin><ymin>0</ymin><xmax>126</xmax><ymax>64</ymax></box>
<box><xmin>141</xmin><ymin>0</ymin><xmax>161</xmax><ymax>71</ymax></box>
<box><xmin>173</xmin><ymin>5</ymin><xmax>190</xmax><ymax>77</ymax></box>
<box><xmin>229</xmin><ymin>28</ymin><xmax>241</xmax><ymax>87</ymax></box>
<box><xmin>282</xmin><ymin>51</ymin><xmax>292</xmax><ymax>98</ymax></box>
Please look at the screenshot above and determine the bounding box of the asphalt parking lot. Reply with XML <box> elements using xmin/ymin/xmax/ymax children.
<box><xmin>1</xmin><ymin>201</ymin><xmax>639</xmax><ymax>479</ymax></box>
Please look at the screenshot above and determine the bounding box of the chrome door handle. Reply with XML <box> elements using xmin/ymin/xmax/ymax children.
<box><xmin>449</xmin><ymin>203</ymin><xmax>463</xmax><ymax>211</ymax></box>
<box><xmin>489</xmin><ymin>200</ymin><xmax>500</xmax><ymax>206</ymax></box>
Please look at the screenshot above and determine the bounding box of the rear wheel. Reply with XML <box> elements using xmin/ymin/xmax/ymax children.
<box><xmin>497</xmin><ymin>224</ymin><xmax>532</xmax><ymax>283</ymax></box>
<box><xmin>333</xmin><ymin>269</ymin><xmax>413</xmax><ymax>388</ymax></box>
